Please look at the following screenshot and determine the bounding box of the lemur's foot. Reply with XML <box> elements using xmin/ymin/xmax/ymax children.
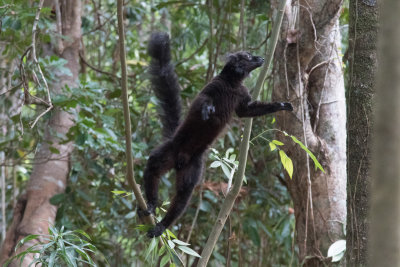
<box><xmin>137</xmin><ymin>203</ymin><xmax>156</xmax><ymax>218</ymax></box>
<box><xmin>147</xmin><ymin>223</ymin><xmax>166</xmax><ymax>238</ymax></box>
<box><xmin>280</xmin><ymin>102</ymin><xmax>293</xmax><ymax>111</ymax></box>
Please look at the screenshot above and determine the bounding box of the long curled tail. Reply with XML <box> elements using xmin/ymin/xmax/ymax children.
<box><xmin>148</xmin><ymin>32</ymin><xmax>182</xmax><ymax>139</ymax></box>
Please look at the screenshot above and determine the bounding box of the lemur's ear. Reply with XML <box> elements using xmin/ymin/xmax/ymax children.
<box><xmin>225</xmin><ymin>53</ymin><xmax>237</xmax><ymax>63</ymax></box>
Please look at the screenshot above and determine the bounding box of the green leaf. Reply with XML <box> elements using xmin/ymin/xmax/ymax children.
<box><xmin>279</xmin><ymin>150</ymin><xmax>293</xmax><ymax>179</ymax></box>
<box><xmin>271</xmin><ymin>139</ymin><xmax>284</xmax><ymax>146</ymax></box>
<box><xmin>172</xmin><ymin>239</ymin><xmax>190</xmax><ymax>246</ymax></box>
<box><xmin>111</xmin><ymin>190</ymin><xmax>127</xmax><ymax>195</ymax></box>
<box><xmin>269</xmin><ymin>142</ymin><xmax>277</xmax><ymax>152</ymax></box>
<box><xmin>167</xmin><ymin>239</ymin><xmax>175</xmax><ymax>249</ymax></box>
<box><xmin>15</xmin><ymin>235</ymin><xmax>40</xmax><ymax>250</ymax></box>
<box><xmin>166</xmin><ymin>229</ymin><xmax>177</xmax><ymax>239</ymax></box>
<box><xmin>74</xmin><ymin>229</ymin><xmax>91</xmax><ymax>240</ymax></box>
<box><xmin>327</xmin><ymin>240</ymin><xmax>346</xmax><ymax>262</ymax></box>
<box><xmin>225</xmin><ymin>148</ymin><xmax>234</xmax><ymax>158</ymax></box>
<box><xmin>49</xmin><ymin>146</ymin><xmax>60</xmax><ymax>154</ymax></box>
<box><xmin>135</xmin><ymin>224</ymin><xmax>152</xmax><ymax>232</ymax></box>
<box><xmin>158</xmin><ymin>245</ymin><xmax>166</xmax><ymax>256</ymax></box>
<box><xmin>177</xmin><ymin>246</ymin><xmax>201</xmax><ymax>257</ymax></box>
<box><xmin>289</xmin><ymin>135</ymin><xmax>325</xmax><ymax>173</ymax></box>
<box><xmin>49</xmin><ymin>252</ymin><xmax>57</xmax><ymax>267</ymax></box>
<box><xmin>221</xmin><ymin>163</ymin><xmax>231</xmax><ymax>179</ymax></box>
<box><xmin>145</xmin><ymin>238</ymin><xmax>158</xmax><ymax>260</ymax></box>
<box><xmin>50</xmin><ymin>193</ymin><xmax>65</xmax><ymax>205</ymax></box>
<box><xmin>209</xmin><ymin>161</ymin><xmax>221</xmax><ymax>168</ymax></box>
<box><xmin>125</xmin><ymin>211</ymin><xmax>135</xmax><ymax>219</ymax></box>
<box><xmin>160</xmin><ymin>254</ymin><xmax>170</xmax><ymax>267</ymax></box>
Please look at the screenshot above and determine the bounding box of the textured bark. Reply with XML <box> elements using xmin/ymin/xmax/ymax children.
<box><xmin>0</xmin><ymin>1</ymin><xmax>82</xmax><ymax>265</ymax></box>
<box><xmin>369</xmin><ymin>1</ymin><xmax>400</xmax><ymax>266</ymax></box>
<box><xmin>272</xmin><ymin>1</ymin><xmax>346</xmax><ymax>265</ymax></box>
<box><xmin>346</xmin><ymin>1</ymin><xmax>378</xmax><ymax>265</ymax></box>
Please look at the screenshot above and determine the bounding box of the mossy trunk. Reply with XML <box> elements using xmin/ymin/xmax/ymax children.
<box><xmin>346</xmin><ymin>1</ymin><xmax>378</xmax><ymax>266</ymax></box>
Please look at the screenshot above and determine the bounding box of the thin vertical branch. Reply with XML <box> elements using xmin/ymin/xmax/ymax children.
<box><xmin>116</xmin><ymin>0</ymin><xmax>154</xmax><ymax>225</ymax></box>
<box><xmin>1</xmin><ymin>155</ymin><xmax>5</xmax><ymax>241</ymax></box>
<box><xmin>295</xmin><ymin>3</ymin><xmax>316</xmax><ymax>253</ymax></box>
<box><xmin>29</xmin><ymin>0</ymin><xmax>53</xmax><ymax>129</ymax></box>
<box><xmin>196</xmin><ymin>1</ymin><xmax>288</xmax><ymax>265</ymax></box>
<box><xmin>205</xmin><ymin>0</ymin><xmax>214</xmax><ymax>82</ymax></box>
<box><xmin>238</xmin><ymin>0</ymin><xmax>246</xmax><ymax>50</ymax></box>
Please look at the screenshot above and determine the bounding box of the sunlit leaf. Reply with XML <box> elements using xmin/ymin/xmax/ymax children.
<box><xmin>327</xmin><ymin>240</ymin><xmax>346</xmax><ymax>262</ymax></box>
<box><xmin>279</xmin><ymin>150</ymin><xmax>293</xmax><ymax>179</ymax></box>
<box><xmin>172</xmin><ymin>239</ymin><xmax>190</xmax><ymax>246</ymax></box>
<box><xmin>271</xmin><ymin>139</ymin><xmax>284</xmax><ymax>146</ymax></box>
<box><xmin>160</xmin><ymin>254</ymin><xmax>170</xmax><ymax>267</ymax></box>
<box><xmin>210</xmin><ymin>161</ymin><xmax>221</xmax><ymax>168</ymax></box>
<box><xmin>269</xmin><ymin>142</ymin><xmax>277</xmax><ymax>151</ymax></box>
<box><xmin>167</xmin><ymin>239</ymin><xmax>175</xmax><ymax>249</ymax></box>
<box><xmin>221</xmin><ymin>163</ymin><xmax>231</xmax><ymax>179</ymax></box>
<box><xmin>289</xmin><ymin>135</ymin><xmax>325</xmax><ymax>173</ymax></box>
<box><xmin>177</xmin><ymin>246</ymin><xmax>201</xmax><ymax>257</ymax></box>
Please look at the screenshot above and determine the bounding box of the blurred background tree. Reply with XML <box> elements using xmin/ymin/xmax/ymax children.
<box><xmin>0</xmin><ymin>0</ymin><xmax>350</xmax><ymax>266</ymax></box>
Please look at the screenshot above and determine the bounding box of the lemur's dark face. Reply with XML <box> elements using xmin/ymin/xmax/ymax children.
<box><xmin>225</xmin><ymin>51</ymin><xmax>264</xmax><ymax>77</ymax></box>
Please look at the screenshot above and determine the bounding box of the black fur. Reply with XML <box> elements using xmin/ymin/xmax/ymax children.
<box><xmin>148</xmin><ymin>32</ymin><xmax>182</xmax><ymax>138</ymax></box>
<box><xmin>141</xmin><ymin>33</ymin><xmax>293</xmax><ymax>238</ymax></box>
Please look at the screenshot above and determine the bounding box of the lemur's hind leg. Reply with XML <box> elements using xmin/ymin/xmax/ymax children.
<box><xmin>147</xmin><ymin>153</ymin><xmax>204</xmax><ymax>238</ymax></box>
<box><xmin>141</xmin><ymin>141</ymin><xmax>175</xmax><ymax>216</ymax></box>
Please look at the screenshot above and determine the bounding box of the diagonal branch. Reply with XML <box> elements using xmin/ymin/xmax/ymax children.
<box><xmin>196</xmin><ymin>1</ymin><xmax>288</xmax><ymax>265</ymax></box>
<box><xmin>116</xmin><ymin>0</ymin><xmax>154</xmax><ymax>225</ymax></box>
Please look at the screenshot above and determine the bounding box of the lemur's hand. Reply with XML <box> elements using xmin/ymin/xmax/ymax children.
<box><xmin>147</xmin><ymin>222</ymin><xmax>166</xmax><ymax>238</ymax></box>
<box><xmin>201</xmin><ymin>102</ymin><xmax>216</xmax><ymax>120</ymax></box>
<box><xmin>137</xmin><ymin>203</ymin><xmax>156</xmax><ymax>218</ymax></box>
<box><xmin>279</xmin><ymin>102</ymin><xmax>293</xmax><ymax>111</ymax></box>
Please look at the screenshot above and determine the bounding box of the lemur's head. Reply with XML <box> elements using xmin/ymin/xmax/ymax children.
<box><xmin>221</xmin><ymin>51</ymin><xmax>264</xmax><ymax>80</ymax></box>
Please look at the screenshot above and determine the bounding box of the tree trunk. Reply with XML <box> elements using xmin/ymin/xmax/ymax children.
<box><xmin>0</xmin><ymin>45</ymin><xmax>20</xmax><ymax>243</ymax></box>
<box><xmin>272</xmin><ymin>1</ymin><xmax>346</xmax><ymax>265</ymax></box>
<box><xmin>369</xmin><ymin>1</ymin><xmax>400</xmax><ymax>266</ymax></box>
<box><xmin>346</xmin><ymin>1</ymin><xmax>378</xmax><ymax>265</ymax></box>
<box><xmin>0</xmin><ymin>1</ymin><xmax>82</xmax><ymax>265</ymax></box>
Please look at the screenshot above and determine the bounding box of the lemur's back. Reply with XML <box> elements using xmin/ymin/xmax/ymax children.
<box><xmin>172</xmin><ymin>75</ymin><xmax>242</xmax><ymax>154</ymax></box>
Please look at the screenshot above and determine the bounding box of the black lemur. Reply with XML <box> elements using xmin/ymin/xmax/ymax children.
<box><xmin>140</xmin><ymin>32</ymin><xmax>293</xmax><ymax>238</ymax></box>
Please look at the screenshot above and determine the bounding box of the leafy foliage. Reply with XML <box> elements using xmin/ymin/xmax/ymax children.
<box><xmin>4</xmin><ymin>226</ymin><xmax>99</xmax><ymax>266</ymax></box>
<box><xmin>0</xmin><ymin>0</ymin><xmax>342</xmax><ymax>265</ymax></box>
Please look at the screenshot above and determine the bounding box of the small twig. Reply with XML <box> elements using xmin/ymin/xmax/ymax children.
<box><xmin>295</xmin><ymin>1</ymin><xmax>316</xmax><ymax>254</ymax></box>
<box><xmin>176</xmin><ymin>38</ymin><xmax>208</xmax><ymax>67</ymax></box>
<box><xmin>27</xmin><ymin>94</ymin><xmax>51</xmax><ymax>106</ymax></box>
<box><xmin>28</xmin><ymin>0</ymin><xmax>53</xmax><ymax>128</ymax></box>
<box><xmin>83</xmin><ymin>14</ymin><xmax>115</xmax><ymax>35</ymax></box>
<box><xmin>0</xmin><ymin>82</ymin><xmax>23</xmax><ymax>96</ymax></box>
<box><xmin>185</xmin><ymin>182</ymin><xmax>203</xmax><ymax>244</ymax></box>
<box><xmin>248</xmin><ymin>30</ymin><xmax>271</xmax><ymax>51</ymax></box>
<box><xmin>210</xmin><ymin>10</ymin><xmax>229</xmax><ymax>76</ymax></box>
<box><xmin>79</xmin><ymin>52</ymin><xmax>119</xmax><ymax>80</ymax></box>
<box><xmin>53</xmin><ymin>0</ymin><xmax>64</xmax><ymax>54</ymax></box>
<box><xmin>205</xmin><ymin>0</ymin><xmax>214</xmax><ymax>82</ymax></box>
<box><xmin>29</xmin><ymin>105</ymin><xmax>53</xmax><ymax>129</ymax></box>
<box><xmin>31</xmin><ymin>0</ymin><xmax>51</xmax><ymax>103</ymax></box>
<box><xmin>312</xmin><ymin>42</ymin><xmax>335</xmax><ymax>133</ymax></box>
<box><xmin>238</xmin><ymin>0</ymin><xmax>246</xmax><ymax>50</ymax></box>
